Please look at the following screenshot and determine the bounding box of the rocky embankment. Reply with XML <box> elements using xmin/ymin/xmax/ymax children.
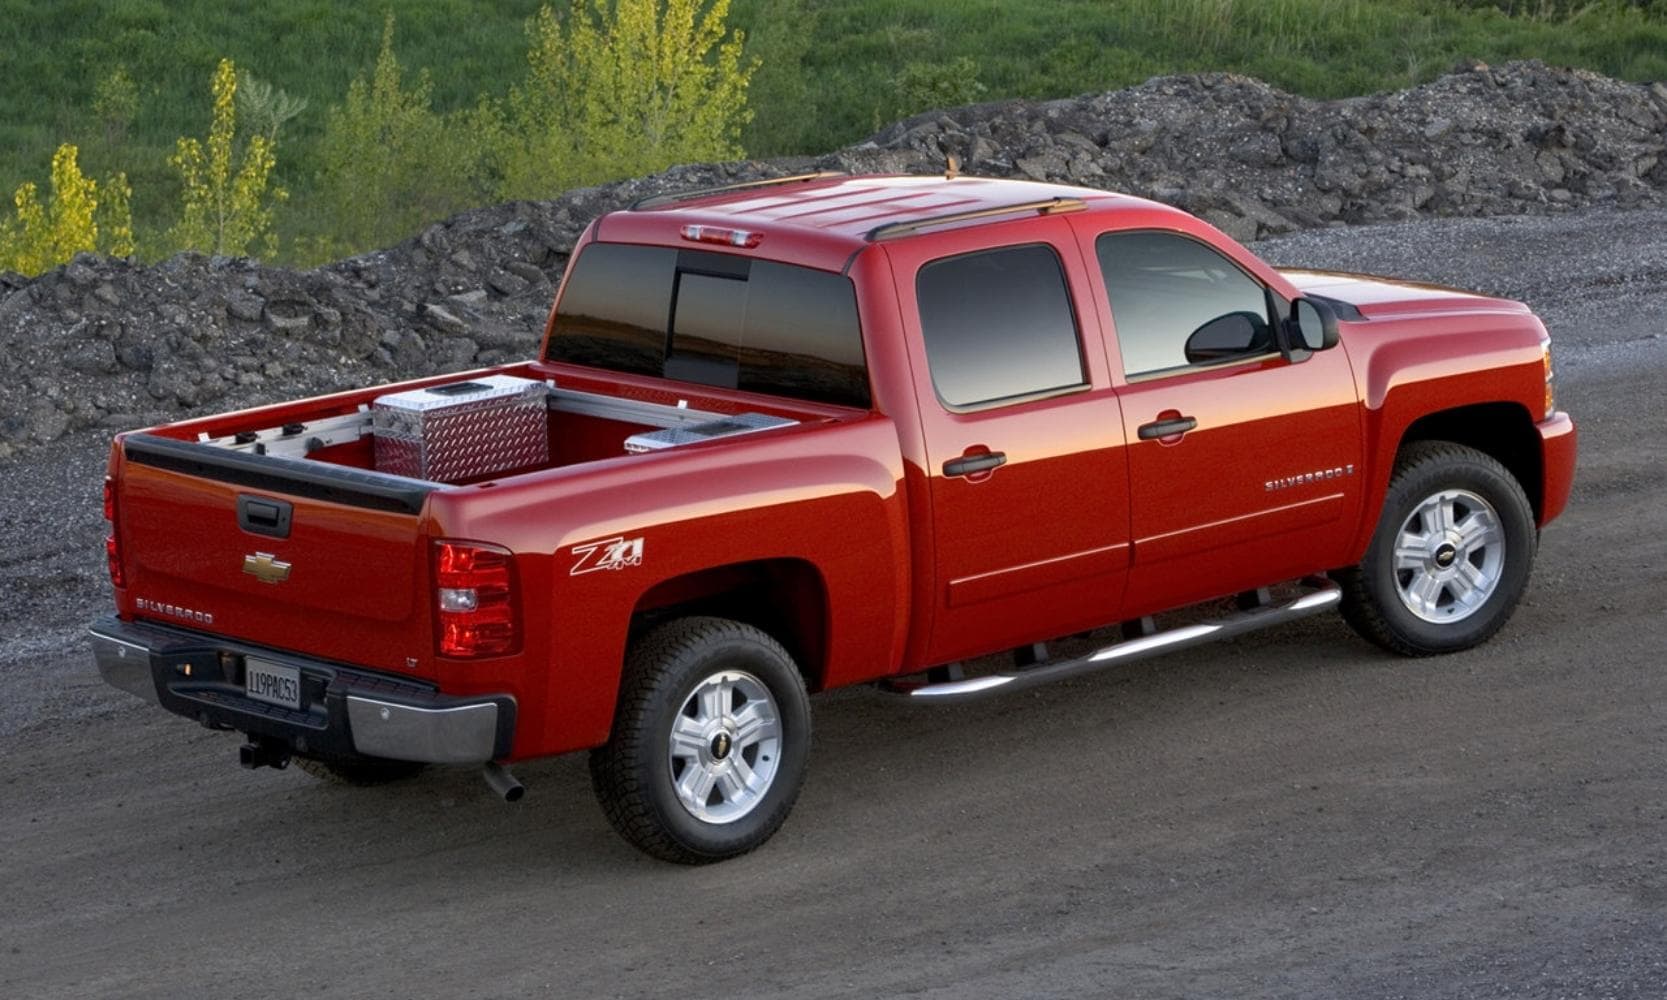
<box><xmin>3</xmin><ymin>59</ymin><xmax>1664</xmax><ymax>458</ymax></box>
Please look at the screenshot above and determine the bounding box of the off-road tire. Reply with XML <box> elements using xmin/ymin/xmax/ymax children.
<box><xmin>590</xmin><ymin>616</ymin><xmax>811</xmax><ymax>864</ymax></box>
<box><xmin>1337</xmin><ymin>441</ymin><xmax>1536</xmax><ymax>656</ymax></box>
<box><xmin>293</xmin><ymin>756</ymin><xmax>427</xmax><ymax>786</ymax></box>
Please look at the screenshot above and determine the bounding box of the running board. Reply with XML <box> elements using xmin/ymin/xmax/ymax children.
<box><xmin>893</xmin><ymin>578</ymin><xmax>1341</xmax><ymax>703</ymax></box>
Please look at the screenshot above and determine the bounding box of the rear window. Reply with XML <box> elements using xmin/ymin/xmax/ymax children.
<box><xmin>546</xmin><ymin>243</ymin><xmax>870</xmax><ymax>409</ymax></box>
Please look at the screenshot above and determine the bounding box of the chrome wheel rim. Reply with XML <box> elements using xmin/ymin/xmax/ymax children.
<box><xmin>666</xmin><ymin>670</ymin><xmax>782</xmax><ymax>825</ymax></box>
<box><xmin>1393</xmin><ymin>488</ymin><xmax>1506</xmax><ymax>624</ymax></box>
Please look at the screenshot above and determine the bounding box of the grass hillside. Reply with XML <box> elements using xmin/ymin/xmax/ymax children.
<box><xmin>2</xmin><ymin>0</ymin><xmax>1665</xmax><ymax>263</ymax></box>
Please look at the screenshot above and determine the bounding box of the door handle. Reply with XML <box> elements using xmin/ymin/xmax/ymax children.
<box><xmin>1137</xmin><ymin>416</ymin><xmax>1197</xmax><ymax>440</ymax></box>
<box><xmin>943</xmin><ymin>452</ymin><xmax>1007</xmax><ymax>477</ymax></box>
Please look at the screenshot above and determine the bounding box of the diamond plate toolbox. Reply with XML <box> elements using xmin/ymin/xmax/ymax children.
<box><xmin>372</xmin><ymin>375</ymin><xmax>549</xmax><ymax>483</ymax></box>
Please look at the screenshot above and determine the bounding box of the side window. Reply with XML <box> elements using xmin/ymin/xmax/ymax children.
<box><xmin>916</xmin><ymin>244</ymin><xmax>1086</xmax><ymax>409</ymax></box>
<box><xmin>1096</xmin><ymin>232</ymin><xmax>1275</xmax><ymax>377</ymax></box>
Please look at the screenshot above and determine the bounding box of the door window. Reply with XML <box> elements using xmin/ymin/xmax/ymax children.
<box><xmin>1096</xmin><ymin>232</ymin><xmax>1275</xmax><ymax>377</ymax></box>
<box><xmin>916</xmin><ymin>244</ymin><xmax>1086</xmax><ymax>409</ymax></box>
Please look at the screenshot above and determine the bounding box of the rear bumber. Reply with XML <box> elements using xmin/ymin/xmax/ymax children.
<box><xmin>90</xmin><ymin>615</ymin><xmax>515</xmax><ymax>764</ymax></box>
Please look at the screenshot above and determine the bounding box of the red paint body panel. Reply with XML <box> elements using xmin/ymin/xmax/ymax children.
<box><xmin>103</xmin><ymin>176</ymin><xmax>1578</xmax><ymax>763</ymax></box>
<box><xmin>1536</xmin><ymin>412</ymin><xmax>1578</xmax><ymax>527</ymax></box>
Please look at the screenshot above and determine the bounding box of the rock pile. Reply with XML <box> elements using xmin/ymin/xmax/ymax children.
<box><xmin>3</xmin><ymin>60</ymin><xmax>1664</xmax><ymax>457</ymax></box>
<box><xmin>854</xmin><ymin>59</ymin><xmax>1667</xmax><ymax>242</ymax></box>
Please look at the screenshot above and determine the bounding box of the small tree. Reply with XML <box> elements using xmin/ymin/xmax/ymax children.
<box><xmin>168</xmin><ymin>58</ymin><xmax>286</xmax><ymax>257</ymax></box>
<box><xmin>496</xmin><ymin>0</ymin><xmax>757</xmax><ymax>199</ymax></box>
<box><xmin>0</xmin><ymin>144</ymin><xmax>133</xmax><ymax>276</ymax></box>
<box><xmin>237</xmin><ymin>71</ymin><xmax>309</xmax><ymax>145</ymax></box>
<box><xmin>93</xmin><ymin>67</ymin><xmax>141</xmax><ymax>148</ymax></box>
<box><xmin>316</xmin><ymin>14</ymin><xmax>474</xmax><ymax>254</ymax></box>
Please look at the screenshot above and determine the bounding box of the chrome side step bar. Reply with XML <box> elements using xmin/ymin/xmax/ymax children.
<box><xmin>893</xmin><ymin>578</ymin><xmax>1342</xmax><ymax>703</ymax></box>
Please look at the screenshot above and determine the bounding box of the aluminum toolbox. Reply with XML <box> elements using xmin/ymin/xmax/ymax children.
<box><xmin>372</xmin><ymin>375</ymin><xmax>549</xmax><ymax>482</ymax></box>
<box><xmin>623</xmin><ymin>412</ymin><xmax>796</xmax><ymax>453</ymax></box>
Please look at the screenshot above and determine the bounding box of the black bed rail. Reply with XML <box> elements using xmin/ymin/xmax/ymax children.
<box><xmin>122</xmin><ymin>433</ymin><xmax>434</xmax><ymax>515</ymax></box>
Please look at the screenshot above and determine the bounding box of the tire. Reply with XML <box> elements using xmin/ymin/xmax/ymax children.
<box><xmin>1337</xmin><ymin>440</ymin><xmax>1537</xmax><ymax>656</ymax></box>
<box><xmin>590</xmin><ymin>617</ymin><xmax>811</xmax><ymax>864</ymax></box>
<box><xmin>293</xmin><ymin>756</ymin><xmax>427</xmax><ymax>787</ymax></box>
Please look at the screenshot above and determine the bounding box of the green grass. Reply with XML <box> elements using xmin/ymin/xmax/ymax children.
<box><xmin>2</xmin><ymin>0</ymin><xmax>1665</xmax><ymax>263</ymax></box>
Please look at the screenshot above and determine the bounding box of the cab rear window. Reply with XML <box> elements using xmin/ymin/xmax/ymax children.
<box><xmin>546</xmin><ymin>243</ymin><xmax>871</xmax><ymax>409</ymax></box>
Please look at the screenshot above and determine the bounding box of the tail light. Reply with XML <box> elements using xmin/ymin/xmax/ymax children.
<box><xmin>433</xmin><ymin>540</ymin><xmax>519</xmax><ymax>658</ymax></box>
<box><xmin>103</xmin><ymin>477</ymin><xmax>125</xmax><ymax>588</ymax></box>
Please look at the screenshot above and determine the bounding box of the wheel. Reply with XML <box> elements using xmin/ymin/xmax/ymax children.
<box><xmin>1338</xmin><ymin>441</ymin><xmax>1537</xmax><ymax>656</ymax></box>
<box><xmin>293</xmin><ymin>756</ymin><xmax>427</xmax><ymax>786</ymax></box>
<box><xmin>590</xmin><ymin>617</ymin><xmax>811</xmax><ymax>864</ymax></box>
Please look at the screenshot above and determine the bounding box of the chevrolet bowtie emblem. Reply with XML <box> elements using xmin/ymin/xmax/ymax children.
<box><xmin>243</xmin><ymin>552</ymin><xmax>292</xmax><ymax>585</ymax></box>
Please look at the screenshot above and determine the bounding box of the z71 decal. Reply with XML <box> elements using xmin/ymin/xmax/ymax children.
<box><xmin>570</xmin><ymin>536</ymin><xmax>645</xmax><ymax>575</ymax></box>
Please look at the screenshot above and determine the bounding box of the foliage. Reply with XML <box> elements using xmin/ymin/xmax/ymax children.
<box><xmin>236</xmin><ymin>71</ymin><xmax>309</xmax><ymax>144</ymax></box>
<box><xmin>313</xmin><ymin>14</ymin><xmax>477</xmax><ymax>256</ymax></box>
<box><xmin>92</xmin><ymin>67</ymin><xmax>141</xmax><ymax>148</ymax></box>
<box><xmin>99</xmin><ymin>170</ymin><xmax>137</xmax><ymax>258</ymax></box>
<box><xmin>734</xmin><ymin>0</ymin><xmax>812</xmax><ymax>156</ymax></box>
<box><xmin>892</xmin><ymin>56</ymin><xmax>986</xmax><ymax>122</ymax></box>
<box><xmin>491</xmin><ymin>0</ymin><xmax>757</xmax><ymax>200</ymax></box>
<box><xmin>168</xmin><ymin>58</ymin><xmax>286</xmax><ymax>257</ymax></box>
<box><xmin>0</xmin><ymin>145</ymin><xmax>133</xmax><ymax>275</ymax></box>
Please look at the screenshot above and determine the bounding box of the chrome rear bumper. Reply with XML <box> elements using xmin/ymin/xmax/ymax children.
<box><xmin>89</xmin><ymin>616</ymin><xmax>513</xmax><ymax>764</ymax></box>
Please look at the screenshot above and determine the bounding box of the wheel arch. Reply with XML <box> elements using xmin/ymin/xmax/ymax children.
<box><xmin>1397</xmin><ymin>401</ymin><xmax>1543</xmax><ymax>520</ymax></box>
<box><xmin>628</xmin><ymin>558</ymin><xmax>831</xmax><ymax>692</ymax></box>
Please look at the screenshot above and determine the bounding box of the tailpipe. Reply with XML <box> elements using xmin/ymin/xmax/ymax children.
<box><xmin>482</xmin><ymin>761</ymin><xmax>524</xmax><ymax>802</ymax></box>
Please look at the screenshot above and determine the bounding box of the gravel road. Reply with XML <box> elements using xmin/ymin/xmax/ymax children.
<box><xmin>3</xmin><ymin>209</ymin><xmax>1665</xmax><ymax>999</ymax></box>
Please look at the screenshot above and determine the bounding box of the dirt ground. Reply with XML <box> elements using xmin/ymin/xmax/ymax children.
<box><xmin>2</xmin><ymin>209</ymin><xmax>1664</xmax><ymax>999</ymax></box>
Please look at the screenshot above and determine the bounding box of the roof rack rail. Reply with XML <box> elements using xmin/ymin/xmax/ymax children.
<box><xmin>630</xmin><ymin>171</ymin><xmax>846</xmax><ymax>211</ymax></box>
<box><xmin>866</xmin><ymin>197</ymin><xmax>1087</xmax><ymax>242</ymax></box>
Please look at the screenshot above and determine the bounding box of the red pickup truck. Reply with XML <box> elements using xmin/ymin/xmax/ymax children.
<box><xmin>92</xmin><ymin>173</ymin><xmax>1577</xmax><ymax>862</ymax></box>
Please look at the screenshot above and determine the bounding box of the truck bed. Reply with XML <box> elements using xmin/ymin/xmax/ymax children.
<box><xmin>129</xmin><ymin>361</ymin><xmax>830</xmax><ymax>495</ymax></box>
<box><xmin>106</xmin><ymin>361</ymin><xmax>855</xmax><ymax>681</ymax></box>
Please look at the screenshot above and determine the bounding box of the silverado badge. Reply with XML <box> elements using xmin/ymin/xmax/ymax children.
<box><xmin>243</xmin><ymin>552</ymin><xmax>292</xmax><ymax>584</ymax></box>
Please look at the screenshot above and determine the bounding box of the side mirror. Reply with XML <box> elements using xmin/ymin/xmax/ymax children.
<box><xmin>1291</xmin><ymin>297</ymin><xmax>1340</xmax><ymax>353</ymax></box>
<box><xmin>1184</xmin><ymin>311</ymin><xmax>1272</xmax><ymax>364</ymax></box>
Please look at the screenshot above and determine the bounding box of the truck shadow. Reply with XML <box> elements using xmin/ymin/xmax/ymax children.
<box><xmin>209</xmin><ymin>612</ymin><xmax>1394</xmax><ymax>879</ymax></box>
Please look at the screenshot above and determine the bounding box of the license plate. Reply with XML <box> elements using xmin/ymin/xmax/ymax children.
<box><xmin>245</xmin><ymin>658</ymin><xmax>301</xmax><ymax>710</ymax></box>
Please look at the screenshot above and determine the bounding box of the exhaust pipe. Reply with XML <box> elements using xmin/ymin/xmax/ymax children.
<box><xmin>483</xmin><ymin>762</ymin><xmax>525</xmax><ymax>802</ymax></box>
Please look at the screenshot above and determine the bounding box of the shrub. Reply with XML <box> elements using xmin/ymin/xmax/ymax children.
<box><xmin>314</xmin><ymin>14</ymin><xmax>476</xmax><ymax>254</ymax></box>
<box><xmin>168</xmin><ymin>57</ymin><xmax>286</xmax><ymax>257</ymax></box>
<box><xmin>493</xmin><ymin>0</ymin><xmax>757</xmax><ymax>200</ymax></box>
<box><xmin>236</xmin><ymin>71</ymin><xmax>308</xmax><ymax>144</ymax></box>
<box><xmin>0</xmin><ymin>144</ymin><xmax>133</xmax><ymax>275</ymax></box>
<box><xmin>892</xmin><ymin>56</ymin><xmax>986</xmax><ymax>121</ymax></box>
<box><xmin>92</xmin><ymin>66</ymin><xmax>141</xmax><ymax>148</ymax></box>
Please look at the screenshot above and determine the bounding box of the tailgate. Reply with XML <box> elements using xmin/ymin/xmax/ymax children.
<box><xmin>115</xmin><ymin>435</ymin><xmax>438</xmax><ymax>675</ymax></box>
